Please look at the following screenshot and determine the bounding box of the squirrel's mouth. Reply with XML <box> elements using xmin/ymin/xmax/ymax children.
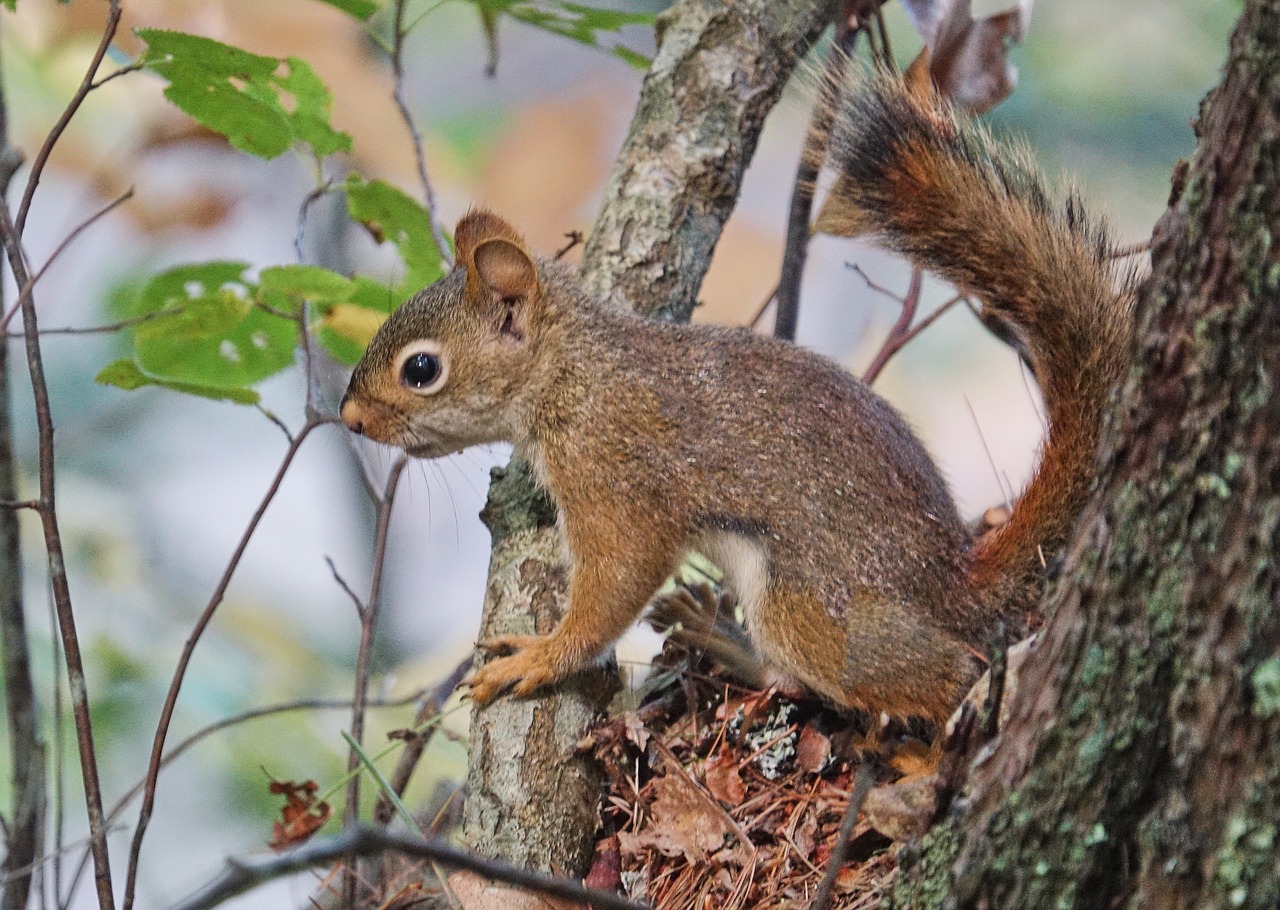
<box><xmin>402</xmin><ymin>433</ymin><xmax>466</xmax><ymax>460</ymax></box>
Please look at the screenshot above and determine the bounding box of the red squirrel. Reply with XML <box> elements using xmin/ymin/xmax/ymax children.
<box><xmin>340</xmin><ymin>75</ymin><xmax>1135</xmax><ymax>722</ymax></box>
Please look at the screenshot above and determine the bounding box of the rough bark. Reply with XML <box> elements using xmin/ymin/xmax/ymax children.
<box><xmin>461</xmin><ymin>0</ymin><xmax>839</xmax><ymax>880</ymax></box>
<box><xmin>580</xmin><ymin>0</ymin><xmax>841</xmax><ymax>322</ymax></box>
<box><xmin>896</xmin><ymin>2</ymin><xmax>1280</xmax><ymax>907</ymax></box>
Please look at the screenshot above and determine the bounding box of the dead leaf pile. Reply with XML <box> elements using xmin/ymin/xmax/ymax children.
<box><xmin>588</xmin><ymin>667</ymin><xmax>943</xmax><ymax>910</ymax></box>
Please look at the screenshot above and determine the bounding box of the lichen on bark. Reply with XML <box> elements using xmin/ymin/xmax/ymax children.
<box><xmin>897</xmin><ymin>2</ymin><xmax>1280</xmax><ymax>907</ymax></box>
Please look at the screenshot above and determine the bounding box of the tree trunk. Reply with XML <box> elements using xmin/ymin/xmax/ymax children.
<box><xmin>896</xmin><ymin>2</ymin><xmax>1280</xmax><ymax>907</ymax></box>
<box><xmin>461</xmin><ymin>0</ymin><xmax>838</xmax><ymax>881</ymax></box>
<box><xmin>0</xmin><ymin>98</ymin><xmax>43</xmax><ymax>910</ymax></box>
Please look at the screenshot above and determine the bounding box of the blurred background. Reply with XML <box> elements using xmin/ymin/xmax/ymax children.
<box><xmin>0</xmin><ymin>0</ymin><xmax>1236</xmax><ymax>906</ymax></box>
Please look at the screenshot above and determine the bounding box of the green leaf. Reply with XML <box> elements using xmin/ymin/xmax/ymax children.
<box><xmin>343</xmin><ymin>176</ymin><xmax>446</xmax><ymax>289</ymax></box>
<box><xmin>259</xmin><ymin>264</ymin><xmax>356</xmax><ymax>314</ymax></box>
<box><xmin>316</xmin><ymin>0</ymin><xmax>379</xmax><ymax>19</ymax></box>
<box><xmin>105</xmin><ymin>262</ymin><xmax>299</xmax><ymax>399</ymax></box>
<box><xmin>137</xmin><ymin>29</ymin><xmax>351</xmax><ymax>160</ymax></box>
<box><xmin>472</xmin><ymin>0</ymin><xmax>654</xmax><ymax>64</ymax></box>
<box><xmin>96</xmin><ymin>359</ymin><xmax>260</xmax><ymax>404</ymax></box>
<box><xmin>2</xmin><ymin>0</ymin><xmax>16</xmax><ymax>11</ymax></box>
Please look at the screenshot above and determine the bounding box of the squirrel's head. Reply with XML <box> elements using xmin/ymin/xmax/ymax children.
<box><xmin>340</xmin><ymin>209</ymin><xmax>551</xmax><ymax>458</ymax></box>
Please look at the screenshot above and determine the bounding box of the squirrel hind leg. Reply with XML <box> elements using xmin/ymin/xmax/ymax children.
<box><xmin>753</xmin><ymin>584</ymin><xmax>979</xmax><ymax>725</ymax></box>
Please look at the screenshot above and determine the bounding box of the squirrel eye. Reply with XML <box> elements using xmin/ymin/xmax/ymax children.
<box><xmin>400</xmin><ymin>351</ymin><xmax>443</xmax><ymax>390</ymax></box>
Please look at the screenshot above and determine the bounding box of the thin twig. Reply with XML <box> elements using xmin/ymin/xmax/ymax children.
<box><xmin>15</xmin><ymin>0</ymin><xmax>123</xmax><ymax>237</ymax></box>
<box><xmin>0</xmin><ymin>198</ymin><xmax>114</xmax><ymax>910</ymax></box>
<box><xmin>90</xmin><ymin>60</ymin><xmax>145</xmax><ymax>90</ymax></box>
<box><xmin>345</xmin><ymin>454</ymin><xmax>408</xmax><ymax>906</ymax></box>
<box><xmin>373</xmin><ymin>656</ymin><xmax>472</xmax><ymax>825</ymax></box>
<box><xmin>1</xmin><ymin>188</ymin><xmax>134</xmax><ymax>331</ymax></box>
<box><xmin>1110</xmin><ymin>239</ymin><xmax>1151</xmax><ymax>259</ymax></box>
<box><xmin>896</xmin><ymin>292</ymin><xmax>966</xmax><ymax>350</ymax></box>
<box><xmin>122</xmin><ymin>416</ymin><xmax>334</xmax><ymax>910</ymax></box>
<box><xmin>747</xmin><ymin>281</ymin><xmax>779</xmax><ymax>331</ymax></box>
<box><xmin>390</xmin><ymin>0</ymin><xmax>452</xmax><ymax>268</ymax></box>
<box><xmin>554</xmin><ymin>230</ymin><xmax>585</xmax><ymax>260</ymax></box>
<box><xmin>325</xmin><ymin>556</ymin><xmax>367</xmax><ymax>619</ymax></box>
<box><xmin>862</xmin><ymin>265</ymin><xmax>923</xmax><ymax>384</ymax></box>
<box><xmin>171</xmin><ymin>827</ymin><xmax>649</xmax><ymax>910</ymax></box>
<box><xmin>293</xmin><ymin>181</ymin><xmax>334</xmax><ymax>264</ymax></box>
<box><xmin>810</xmin><ymin>762</ymin><xmax>875</xmax><ymax>910</ymax></box>
<box><xmin>5</xmin><ymin>306</ymin><xmax>188</xmax><ymax>339</ymax></box>
<box><xmin>255</xmin><ymin>405</ymin><xmax>295</xmax><ymax>445</ymax></box>
<box><xmin>65</xmin><ymin>687</ymin><xmax>431</xmax><ymax>907</ymax></box>
<box><xmin>0</xmin><ymin>76</ymin><xmax>43</xmax><ymax>908</ymax></box>
<box><xmin>773</xmin><ymin>17</ymin><xmax>859</xmax><ymax>341</ymax></box>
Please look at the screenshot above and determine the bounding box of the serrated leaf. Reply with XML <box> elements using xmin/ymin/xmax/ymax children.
<box><xmin>96</xmin><ymin>359</ymin><xmax>260</xmax><ymax>404</ymax></box>
<box><xmin>111</xmin><ymin>262</ymin><xmax>298</xmax><ymax>393</ymax></box>
<box><xmin>343</xmin><ymin>177</ymin><xmax>445</xmax><ymax>289</ymax></box>
<box><xmin>316</xmin><ymin>0</ymin><xmax>379</xmax><ymax>20</ymax></box>
<box><xmin>136</xmin><ymin>299</ymin><xmax>298</xmax><ymax>389</ymax></box>
<box><xmin>138</xmin><ymin>29</ymin><xmax>351</xmax><ymax>160</ymax></box>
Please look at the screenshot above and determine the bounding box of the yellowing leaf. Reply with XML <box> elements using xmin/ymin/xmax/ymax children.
<box><xmin>324</xmin><ymin>303</ymin><xmax>386</xmax><ymax>348</ymax></box>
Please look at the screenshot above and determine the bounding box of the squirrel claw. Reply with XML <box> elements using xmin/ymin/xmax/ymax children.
<box><xmin>469</xmin><ymin>634</ymin><xmax>559</xmax><ymax>705</ymax></box>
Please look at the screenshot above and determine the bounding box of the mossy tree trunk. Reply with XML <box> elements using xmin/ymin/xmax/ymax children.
<box><xmin>896</xmin><ymin>2</ymin><xmax>1280</xmax><ymax>907</ymax></box>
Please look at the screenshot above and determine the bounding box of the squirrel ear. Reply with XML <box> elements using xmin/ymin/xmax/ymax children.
<box><xmin>454</xmin><ymin>209</ymin><xmax>527</xmax><ymax>268</ymax></box>
<box><xmin>472</xmin><ymin>238</ymin><xmax>539</xmax><ymax>300</ymax></box>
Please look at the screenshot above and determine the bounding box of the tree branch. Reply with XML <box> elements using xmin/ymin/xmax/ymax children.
<box><xmin>14</xmin><ymin>0</ymin><xmax>122</xmax><ymax>237</ymax></box>
<box><xmin>390</xmin><ymin>0</ymin><xmax>452</xmax><ymax>268</ymax></box>
<box><xmin>0</xmin><ymin>35</ymin><xmax>43</xmax><ymax>909</ymax></box>
<box><xmin>171</xmin><ymin>827</ymin><xmax>649</xmax><ymax>910</ymax></box>
<box><xmin>343</xmin><ymin>454</ymin><xmax>407</xmax><ymax>905</ymax></box>
<box><xmin>123</xmin><ymin>416</ymin><xmax>335</xmax><ymax>910</ymax></box>
<box><xmin>0</xmin><ymin>190</ymin><xmax>114</xmax><ymax>910</ymax></box>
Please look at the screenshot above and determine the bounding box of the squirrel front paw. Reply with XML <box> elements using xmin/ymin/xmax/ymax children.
<box><xmin>469</xmin><ymin>634</ymin><xmax>562</xmax><ymax>705</ymax></box>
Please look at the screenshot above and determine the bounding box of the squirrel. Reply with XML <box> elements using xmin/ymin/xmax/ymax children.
<box><xmin>339</xmin><ymin>74</ymin><xmax>1136</xmax><ymax>724</ymax></box>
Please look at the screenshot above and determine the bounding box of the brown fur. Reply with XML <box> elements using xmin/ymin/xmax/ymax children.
<box><xmin>340</xmin><ymin>77</ymin><xmax>1136</xmax><ymax>723</ymax></box>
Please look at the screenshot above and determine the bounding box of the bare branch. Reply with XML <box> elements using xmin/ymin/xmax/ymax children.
<box><xmin>123</xmin><ymin>416</ymin><xmax>334</xmax><ymax>910</ymax></box>
<box><xmin>390</xmin><ymin>0</ymin><xmax>452</xmax><ymax>268</ymax></box>
<box><xmin>344</xmin><ymin>454</ymin><xmax>408</xmax><ymax>905</ymax></box>
<box><xmin>862</xmin><ymin>265</ymin><xmax>923</xmax><ymax>383</ymax></box>
<box><xmin>324</xmin><ymin>555</ymin><xmax>366</xmax><ymax>618</ymax></box>
<box><xmin>810</xmin><ymin>762</ymin><xmax>875</xmax><ymax>910</ymax></box>
<box><xmin>0</xmin><ymin>194</ymin><xmax>114</xmax><ymax>910</ymax></box>
<box><xmin>171</xmin><ymin>827</ymin><xmax>650</xmax><ymax>910</ymax></box>
<box><xmin>66</xmin><ymin>687</ymin><xmax>432</xmax><ymax>906</ymax></box>
<box><xmin>0</xmin><ymin>76</ymin><xmax>43</xmax><ymax>906</ymax></box>
<box><xmin>6</xmin><ymin>306</ymin><xmax>189</xmax><ymax>339</ymax></box>
<box><xmin>1110</xmin><ymin>239</ymin><xmax>1151</xmax><ymax>259</ymax></box>
<box><xmin>0</xmin><ymin>188</ymin><xmax>134</xmax><ymax>331</ymax></box>
<box><xmin>373</xmin><ymin>655</ymin><xmax>471</xmax><ymax>825</ymax></box>
<box><xmin>15</xmin><ymin>0</ymin><xmax>123</xmax><ymax>237</ymax></box>
<box><xmin>773</xmin><ymin>13</ymin><xmax>859</xmax><ymax>341</ymax></box>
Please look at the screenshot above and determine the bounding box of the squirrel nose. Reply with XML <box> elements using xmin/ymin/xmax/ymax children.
<box><xmin>340</xmin><ymin>398</ymin><xmax>366</xmax><ymax>436</ymax></box>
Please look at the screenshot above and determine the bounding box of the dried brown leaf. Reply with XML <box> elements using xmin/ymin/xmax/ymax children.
<box><xmin>863</xmin><ymin>775</ymin><xmax>938</xmax><ymax>842</ymax></box>
<box><xmin>796</xmin><ymin>725</ymin><xmax>833</xmax><ymax>774</ymax></box>
<box><xmin>266</xmin><ymin>778</ymin><xmax>331</xmax><ymax>851</ymax></box>
<box><xmin>704</xmin><ymin>748</ymin><xmax>747</xmax><ymax>807</ymax></box>
<box><xmin>901</xmin><ymin>0</ymin><xmax>1035</xmax><ymax>112</ymax></box>
<box><xmin>616</xmin><ymin>774</ymin><xmax>737</xmax><ymax>864</ymax></box>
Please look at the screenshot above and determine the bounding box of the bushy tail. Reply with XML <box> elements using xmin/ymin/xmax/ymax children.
<box><xmin>818</xmin><ymin>74</ymin><xmax>1137</xmax><ymax>628</ymax></box>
